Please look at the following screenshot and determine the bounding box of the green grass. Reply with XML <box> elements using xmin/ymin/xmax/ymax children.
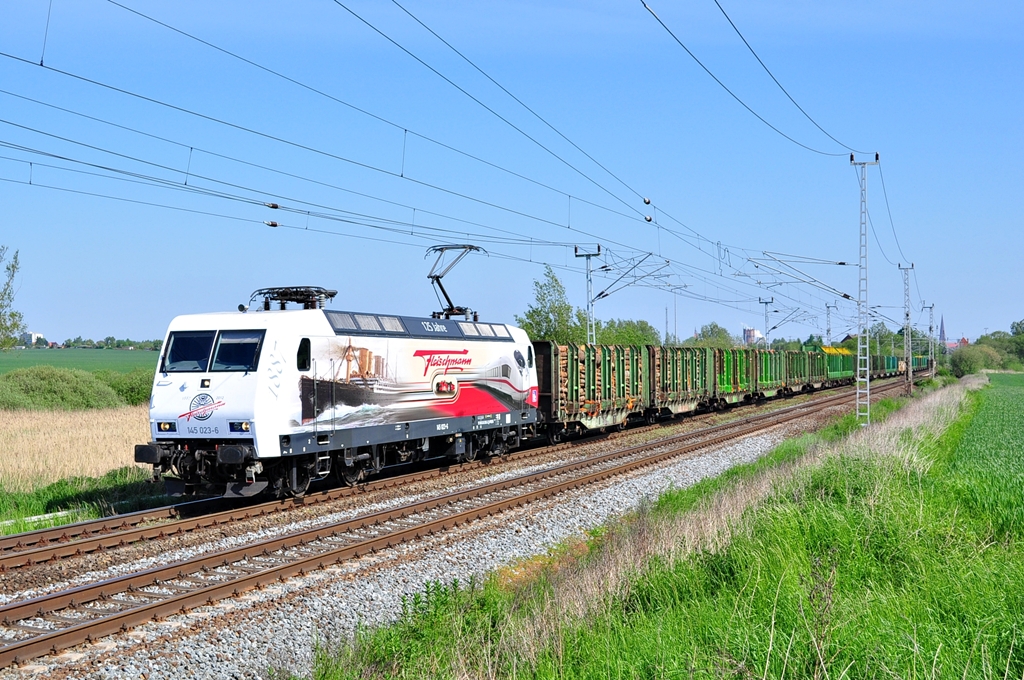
<box><xmin>0</xmin><ymin>466</ymin><xmax>173</xmax><ymax>535</ymax></box>
<box><xmin>0</xmin><ymin>348</ymin><xmax>159</xmax><ymax>374</ymax></box>
<box><xmin>303</xmin><ymin>378</ymin><xmax>1024</xmax><ymax>679</ymax></box>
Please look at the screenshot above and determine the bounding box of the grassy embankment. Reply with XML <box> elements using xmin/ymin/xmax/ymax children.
<box><xmin>305</xmin><ymin>374</ymin><xmax>1024</xmax><ymax>679</ymax></box>
<box><xmin>0</xmin><ymin>355</ymin><xmax>163</xmax><ymax>533</ymax></box>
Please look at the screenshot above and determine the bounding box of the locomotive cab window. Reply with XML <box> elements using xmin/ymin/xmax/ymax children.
<box><xmin>297</xmin><ymin>338</ymin><xmax>311</xmax><ymax>371</ymax></box>
<box><xmin>162</xmin><ymin>331</ymin><xmax>216</xmax><ymax>372</ymax></box>
<box><xmin>211</xmin><ymin>330</ymin><xmax>266</xmax><ymax>372</ymax></box>
<box><xmin>527</xmin><ymin>345</ymin><xmax>534</xmax><ymax>368</ymax></box>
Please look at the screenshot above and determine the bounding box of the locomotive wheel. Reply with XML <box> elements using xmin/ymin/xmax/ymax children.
<box><xmin>339</xmin><ymin>465</ymin><xmax>364</xmax><ymax>487</ymax></box>
<box><xmin>289</xmin><ymin>460</ymin><xmax>312</xmax><ymax>498</ymax></box>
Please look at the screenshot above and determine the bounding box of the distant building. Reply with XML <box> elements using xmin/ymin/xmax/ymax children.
<box><xmin>18</xmin><ymin>331</ymin><xmax>44</xmax><ymax>346</ymax></box>
<box><xmin>742</xmin><ymin>327</ymin><xmax>763</xmax><ymax>346</ymax></box>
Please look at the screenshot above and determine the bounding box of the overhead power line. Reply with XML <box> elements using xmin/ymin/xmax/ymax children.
<box><xmin>710</xmin><ymin>0</ymin><xmax>867</xmax><ymax>154</ymax></box>
<box><xmin>639</xmin><ymin>0</ymin><xmax>848</xmax><ymax>157</ymax></box>
<box><xmin>876</xmin><ymin>160</ymin><xmax>911</xmax><ymax>263</ymax></box>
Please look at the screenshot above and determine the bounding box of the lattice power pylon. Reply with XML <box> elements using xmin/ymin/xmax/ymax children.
<box><xmin>900</xmin><ymin>263</ymin><xmax>914</xmax><ymax>395</ymax></box>
<box><xmin>852</xmin><ymin>153</ymin><xmax>879</xmax><ymax>425</ymax></box>
<box><xmin>575</xmin><ymin>245</ymin><xmax>601</xmax><ymax>345</ymax></box>
<box><xmin>923</xmin><ymin>302</ymin><xmax>935</xmax><ymax>376</ymax></box>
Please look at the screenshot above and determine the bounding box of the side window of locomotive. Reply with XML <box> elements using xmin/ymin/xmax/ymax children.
<box><xmin>162</xmin><ymin>331</ymin><xmax>216</xmax><ymax>372</ymax></box>
<box><xmin>297</xmin><ymin>338</ymin><xmax>311</xmax><ymax>371</ymax></box>
<box><xmin>527</xmin><ymin>345</ymin><xmax>534</xmax><ymax>369</ymax></box>
<box><xmin>211</xmin><ymin>330</ymin><xmax>266</xmax><ymax>372</ymax></box>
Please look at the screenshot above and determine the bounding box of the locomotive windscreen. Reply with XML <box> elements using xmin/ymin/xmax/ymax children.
<box><xmin>210</xmin><ymin>330</ymin><xmax>266</xmax><ymax>372</ymax></box>
<box><xmin>162</xmin><ymin>331</ymin><xmax>216</xmax><ymax>372</ymax></box>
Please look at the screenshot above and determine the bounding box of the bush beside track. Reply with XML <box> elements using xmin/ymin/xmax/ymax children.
<box><xmin>0</xmin><ymin>365</ymin><xmax>152</xmax><ymax>409</ymax></box>
<box><xmin>306</xmin><ymin>374</ymin><xmax>1024</xmax><ymax>679</ymax></box>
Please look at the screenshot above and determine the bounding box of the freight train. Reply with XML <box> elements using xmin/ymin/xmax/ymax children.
<box><xmin>135</xmin><ymin>287</ymin><xmax>930</xmax><ymax>497</ymax></box>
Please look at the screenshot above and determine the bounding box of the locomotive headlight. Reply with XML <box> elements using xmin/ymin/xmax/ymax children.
<box><xmin>229</xmin><ymin>421</ymin><xmax>252</xmax><ymax>433</ymax></box>
<box><xmin>157</xmin><ymin>421</ymin><xmax>177</xmax><ymax>433</ymax></box>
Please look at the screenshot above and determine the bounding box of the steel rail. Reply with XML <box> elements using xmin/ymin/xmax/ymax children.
<box><xmin>0</xmin><ymin>379</ymin><xmax>902</xmax><ymax>571</ymax></box>
<box><xmin>0</xmin><ymin>380</ymin><xmax>910</xmax><ymax>667</ymax></box>
<box><xmin>0</xmin><ymin>498</ymin><xmax>221</xmax><ymax>554</ymax></box>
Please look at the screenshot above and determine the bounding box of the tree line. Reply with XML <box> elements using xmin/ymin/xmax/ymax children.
<box><xmin>514</xmin><ymin>266</ymin><xmax>824</xmax><ymax>349</ymax></box>
<box><xmin>59</xmin><ymin>336</ymin><xmax>163</xmax><ymax>351</ymax></box>
<box><xmin>950</xmin><ymin>322</ymin><xmax>1024</xmax><ymax>376</ymax></box>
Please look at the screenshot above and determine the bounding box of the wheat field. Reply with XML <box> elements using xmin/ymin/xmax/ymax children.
<box><xmin>0</xmin><ymin>406</ymin><xmax>150</xmax><ymax>492</ymax></box>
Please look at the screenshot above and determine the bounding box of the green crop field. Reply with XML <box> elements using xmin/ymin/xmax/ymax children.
<box><xmin>0</xmin><ymin>349</ymin><xmax>159</xmax><ymax>374</ymax></box>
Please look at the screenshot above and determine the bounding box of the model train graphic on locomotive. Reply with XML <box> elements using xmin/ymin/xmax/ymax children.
<box><xmin>135</xmin><ymin>286</ymin><xmax>930</xmax><ymax>498</ymax></box>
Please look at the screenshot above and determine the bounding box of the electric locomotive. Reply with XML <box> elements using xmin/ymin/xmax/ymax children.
<box><xmin>135</xmin><ymin>287</ymin><xmax>540</xmax><ymax>497</ymax></box>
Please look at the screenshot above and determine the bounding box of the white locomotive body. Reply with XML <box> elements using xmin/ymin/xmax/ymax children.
<box><xmin>136</xmin><ymin>294</ymin><xmax>540</xmax><ymax>497</ymax></box>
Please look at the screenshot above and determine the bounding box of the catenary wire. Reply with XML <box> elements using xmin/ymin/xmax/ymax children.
<box><xmin>329</xmin><ymin>0</ymin><xmax>646</xmax><ymax>218</ymax></box>
<box><xmin>0</xmin><ymin>102</ymin><xmax>800</xmax><ymax>311</ymax></box>
<box><xmin>0</xmin><ymin>51</ymin><xmax>635</xmax><ymax>235</ymax></box>
<box><xmin>388</xmin><ymin>0</ymin><xmax>645</xmax><ymax>202</ymax></box>
<box><xmin>0</xmin><ymin>54</ymin><xmax>877</xmax><ymax>330</ymax></box>
<box><xmin>0</xmin><ymin>136</ymin><xmax>589</xmax><ymax>250</ymax></box>
<box><xmin>104</xmin><ymin>0</ymin><xmax>642</xmax><ymax>225</ymax></box>
<box><xmin>0</xmin><ymin>52</ymin><xmax>777</xmax><ymax>305</ymax></box>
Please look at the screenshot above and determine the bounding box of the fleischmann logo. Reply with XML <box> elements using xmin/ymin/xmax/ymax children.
<box><xmin>413</xmin><ymin>349</ymin><xmax>472</xmax><ymax>376</ymax></box>
<box><xmin>180</xmin><ymin>393</ymin><xmax>225</xmax><ymax>421</ymax></box>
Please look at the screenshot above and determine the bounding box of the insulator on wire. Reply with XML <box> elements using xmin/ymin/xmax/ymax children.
<box><xmin>265</xmin><ymin>221</ymin><xmax>279</xmax><ymax>227</ymax></box>
<box><xmin>645</xmin><ymin>215</ymin><xmax>653</xmax><ymax>222</ymax></box>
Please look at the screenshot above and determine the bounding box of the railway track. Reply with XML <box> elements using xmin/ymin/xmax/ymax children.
<box><xmin>0</xmin><ymin>381</ymin><xmax>884</xmax><ymax>572</ymax></box>
<box><xmin>0</xmin><ymin>380</ymin><xmax>908</xmax><ymax>573</ymax></box>
<box><xmin>0</xmin><ymin>379</ymin><xmax>909</xmax><ymax>667</ymax></box>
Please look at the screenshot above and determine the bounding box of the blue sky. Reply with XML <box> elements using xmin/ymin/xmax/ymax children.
<box><xmin>1</xmin><ymin>0</ymin><xmax>1020</xmax><ymax>344</ymax></box>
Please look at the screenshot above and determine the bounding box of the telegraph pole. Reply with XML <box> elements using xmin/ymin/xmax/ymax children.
<box><xmin>851</xmin><ymin>153</ymin><xmax>879</xmax><ymax>425</ymax></box>
<box><xmin>899</xmin><ymin>263</ymin><xmax>914</xmax><ymax>394</ymax></box>
<box><xmin>575</xmin><ymin>245</ymin><xmax>600</xmax><ymax>345</ymax></box>
<box><xmin>759</xmin><ymin>297</ymin><xmax>774</xmax><ymax>348</ymax></box>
